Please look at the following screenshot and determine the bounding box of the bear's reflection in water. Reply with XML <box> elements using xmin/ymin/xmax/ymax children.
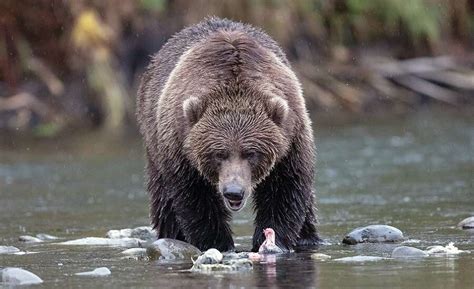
<box><xmin>254</xmin><ymin>254</ymin><xmax>319</xmax><ymax>288</ymax></box>
<box><xmin>189</xmin><ymin>254</ymin><xmax>319</xmax><ymax>288</ymax></box>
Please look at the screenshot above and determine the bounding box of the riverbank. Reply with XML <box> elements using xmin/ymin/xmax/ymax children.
<box><xmin>1</xmin><ymin>0</ymin><xmax>473</xmax><ymax>136</ymax></box>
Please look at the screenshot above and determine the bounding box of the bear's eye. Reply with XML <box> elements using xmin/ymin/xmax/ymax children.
<box><xmin>214</xmin><ymin>151</ymin><xmax>229</xmax><ymax>162</ymax></box>
<box><xmin>242</xmin><ymin>150</ymin><xmax>260</xmax><ymax>162</ymax></box>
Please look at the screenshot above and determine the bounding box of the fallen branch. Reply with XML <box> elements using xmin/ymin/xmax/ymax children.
<box><xmin>0</xmin><ymin>92</ymin><xmax>50</xmax><ymax>117</ymax></box>
<box><xmin>391</xmin><ymin>75</ymin><xmax>460</xmax><ymax>105</ymax></box>
<box><xmin>417</xmin><ymin>70</ymin><xmax>474</xmax><ymax>91</ymax></box>
<box><xmin>27</xmin><ymin>58</ymin><xmax>65</xmax><ymax>97</ymax></box>
<box><xmin>372</xmin><ymin>56</ymin><xmax>458</xmax><ymax>77</ymax></box>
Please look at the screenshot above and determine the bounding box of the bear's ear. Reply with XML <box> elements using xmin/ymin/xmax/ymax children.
<box><xmin>266</xmin><ymin>97</ymin><xmax>289</xmax><ymax>126</ymax></box>
<box><xmin>183</xmin><ymin>97</ymin><xmax>203</xmax><ymax>126</ymax></box>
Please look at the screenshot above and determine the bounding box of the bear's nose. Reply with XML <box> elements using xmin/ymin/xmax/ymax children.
<box><xmin>223</xmin><ymin>184</ymin><xmax>244</xmax><ymax>201</ymax></box>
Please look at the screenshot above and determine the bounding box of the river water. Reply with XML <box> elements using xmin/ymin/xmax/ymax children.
<box><xmin>1</xmin><ymin>109</ymin><xmax>473</xmax><ymax>288</ymax></box>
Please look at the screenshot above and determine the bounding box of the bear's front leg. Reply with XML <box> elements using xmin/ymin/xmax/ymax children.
<box><xmin>296</xmin><ymin>204</ymin><xmax>322</xmax><ymax>248</ymax></box>
<box><xmin>251</xmin><ymin>138</ymin><xmax>319</xmax><ymax>252</ymax></box>
<box><xmin>172</xmin><ymin>177</ymin><xmax>235</xmax><ymax>252</ymax></box>
<box><xmin>147</xmin><ymin>158</ymin><xmax>185</xmax><ymax>241</ymax></box>
<box><xmin>252</xmin><ymin>182</ymin><xmax>309</xmax><ymax>252</ymax></box>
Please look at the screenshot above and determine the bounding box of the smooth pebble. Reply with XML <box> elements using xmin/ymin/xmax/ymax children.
<box><xmin>19</xmin><ymin>235</ymin><xmax>43</xmax><ymax>243</ymax></box>
<box><xmin>194</xmin><ymin>248</ymin><xmax>223</xmax><ymax>265</ymax></box>
<box><xmin>59</xmin><ymin>237</ymin><xmax>143</xmax><ymax>247</ymax></box>
<box><xmin>1</xmin><ymin>268</ymin><xmax>43</xmax><ymax>285</ymax></box>
<box><xmin>311</xmin><ymin>253</ymin><xmax>332</xmax><ymax>261</ymax></box>
<box><xmin>458</xmin><ymin>217</ymin><xmax>474</xmax><ymax>231</ymax></box>
<box><xmin>75</xmin><ymin>267</ymin><xmax>111</xmax><ymax>277</ymax></box>
<box><xmin>342</xmin><ymin>225</ymin><xmax>404</xmax><ymax>245</ymax></box>
<box><xmin>107</xmin><ymin>226</ymin><xmax>156</xmax><ymax>241</ymax></box>
<box><xmin>120</xmin><ymin>248</ymin><xmax>148</xmax><ymax>260</ymax></box>
<box><xmin>0</xmin><ymin>246</ymin><xmax>21</xmax><ymax>255</ymax></box>
<box><xmin>36</xmin><ymin>233</ymin><xmax>59</xmax><ymax>240</ymax></box>
<box><xmin>391</xmin><ymin>246</ymin><xmax>428</xmax><ymax>258</ymax></box>
<box><xmin>146</xmin><ymin>238</ymin><xmax>201</xmax><ymax>260</ymax></box>
<box><xmin>334</xmin><ymin>256</ymin><xmax>386</xmax><ymax>262</ymax></box>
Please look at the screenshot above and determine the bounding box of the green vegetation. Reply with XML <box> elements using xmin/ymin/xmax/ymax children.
<box><xmin>0</xmin><ymin>0</ymin><xmax>472</xmax><ymax>136</ymax></box>
<box><xmin>346</xmin><ymin>0</ymin><xmax>440</xmax><ymax>45</ymax></box>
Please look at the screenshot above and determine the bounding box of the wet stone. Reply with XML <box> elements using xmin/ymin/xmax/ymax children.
<box><xmin>59</xmin><ymin>237</ymin><xmax>143</xmax><ymax>248</ymax></box>
<box><xmin>191</xmin><ymin>260</ymin><xmax>253</xmax><ymax>272</ymax></box>
<box><xmin>146</xmin><ymin>238</ymin><xmax>201</xmax><ymax>260</ymax></box>
<box><xmin>75</xmin><ymin>267</ymin><xmax>111</xmax><ymax>277</ymax></box>
<box><xmin>0</xmin><ymin>246</ymin><xmax>21</xmax><ymax>255</ymax></box>
<box><xmin>334</xmin><ymin>256</ymin><xmax>386</xmax><ymax>262</ymax></box>
<box><xmin>191</xmin><ymin>250</ymin><xmax>253</xmax><ymax>272</ymax></box>
<box><xmin>222</xmin><ymin>258</ymin><xmax>253</xmax><ymax>270</ymax></box>
<box><xmin>1</xmin><ymin>268</ymin><xmax>43</xmax><ymax>285</ymax></box>
<box><xmin>129</xmin><ymin>227</ymin><xmax>157</xmax><ymax>241</ymax></box>
<box><xmin>19</xmin><ymin>235</ymin><xmax>43</xmax><ymax>243</ymax></box>
<box><xmin>107</xmin><ymin>226</ymin><xmax>156</xmax><ymax>241</ymax></box>
<box><xmin>391</xmin><ymin>246</ymin><xmax>428</xmax><ymax>258</ymax></box>
<box><xmin>223</xmin><ymin>252</ymin><xmax>250</xmax><ymax>260</ymax></box>
<box><xmin>194</xmin><ymin>249</ymin><xmax>223</xmax><ymax>265</ymax></box>
<box><xmin>311</xmin><ymin>253</ymin><xmax>332</xmax><ymax>261</ymax></box>
<box><xmin>342</xmin><ymin>225</ymin><xmax>404</xmax><ymax>245</ymax></box>
<box><xmin>36</xmin><ymin>233</ymin><xmax>59</xmax><ymax>241</ymax></box>
<box><xmin>121</xmin><ymin>248</ymin><xmax>148</xmax><ymax>260</ymax></box>
<box><xmin>121</xmin><ymin>248</ymin><xmax>147</xmax><ymax>256</ymax></box>
<box><xmin>458</xmin><ymin>217</ymin><xmax>474</xmax><ymax>231</ymax></box>
<box><xmin>107</xmin><ymin>228</ymin><xmax>132</xmax><ymax>239</ymax></box>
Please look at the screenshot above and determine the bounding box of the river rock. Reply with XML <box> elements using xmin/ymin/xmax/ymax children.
<box><xmin>391</xmin><ymin>246</ymin><xmax>428</xmax><ymax>258</ymax></box>
<box><xmin>311</xmin><ymin>253</ymin><xmax>332</xmax><ymax>261</ymax></box>
<box><xmin>191</xmin><ymin>249</ymin><xmax>254</xmax><ymax>271</ymax></box>
<box><xmin>458</xmin><ymin>217</ymin><xmax>474</xmax><ymax>231</ymax></box>
<box><xmin>342</xmin><ymin>225</ymin><xmax>404</xmax><ymax>245</ymax></box>
<box><xmin>36</xmin><ymin>233</ymin><xmax>59</xmax><ymax>241</ymax></box>
<box><xmin>223</xmin><ymin>258</ymin><xmax>253</xmax><ymax>268</ymax></box>
<box><xmin>223</xmin><ymin>252</ymin><xmax>251</xmax><ymax>260</ymax></box>
<box><xmin>19</xmin><ymin>235</ymin><xmax>43</xmax><ymax>243</ymax></box>
<box><xmin>0</xmin><ymin>246</ymin><xmax>21</xmax><ymax>254</ymax></box>
<box><xmin>59</xmin><ymin>237</ymin><xmax>143</xmax><ymax>247</ymax></box>
<box><xmin>120</xmin><ymin>248</ymin><xmax>148</xmax><ymax>260</ymax></box>
<box><xmin>334</xmin><ymin>256</ymin><xmax>386</xmax><ymax>262</ymax></box>
<box><xmin>107</xmin><ymin>228</ymin><xmax>133</xmax><ymax>239</ymax></box>
<box><xmin>146</xmin><ymin>238</ymin><xmax>201</xmax><ymax>260</ymax></box>
<box><xmin>1</xmin><ymin>268</ymin><xmax>43</xmax><ymax>285</ymax></box>
<box><xmin>129</xmin><ymin>227</ymin><xmax>156</xmax><ymax>240</ymax></box>
<box><xmin>194</xmin><ymin>249</ymin><xmax>223</xmax><ymax>265</ymax></box>
<box><xmin>192</xmin><ymin>259</ymin><xmax>253</xmax><ymax>272</ymax></box>
<box><xmin>75</xmin><ymin>267</ymin><xmax>111</xmax><ymax>277</ymax></box>
<box><xmin>107</xmin><ymin>226</ymin><xmax>156</xmax><ymax>241</ymax></box>
<box><xmin>121</xmin><ymin>248</ymin><xmax>147</xmax><ymax>256</ymax></box>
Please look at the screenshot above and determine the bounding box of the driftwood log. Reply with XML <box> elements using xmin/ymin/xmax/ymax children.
<box><xmin>297</xmin><ymin>54</ymin><xmax>474</xmax><ymax>111</ymax></box>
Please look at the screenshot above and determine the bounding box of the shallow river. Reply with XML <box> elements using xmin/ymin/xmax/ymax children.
<box><xmin>1</xmin><ymin>109</ymin><xmax>473</xmax><ymax>288</ymax></box>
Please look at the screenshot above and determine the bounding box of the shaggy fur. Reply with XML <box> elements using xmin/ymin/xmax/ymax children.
<box><xmin>137</xmin><ymin>17</ymin><xmax>320</xmax><ymax>252</ymax></box>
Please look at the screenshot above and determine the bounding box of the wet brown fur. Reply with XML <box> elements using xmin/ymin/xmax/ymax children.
<box><xmin>137</xmin><ymin>17</ymin><xmax>320</xmax><ymax>251</ymax></box>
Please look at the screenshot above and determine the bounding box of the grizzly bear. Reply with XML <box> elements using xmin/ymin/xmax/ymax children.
<box><xmin>136</xmin><ymin>17</ymin><xmax>320</xmax><ymax>252</ymax></box>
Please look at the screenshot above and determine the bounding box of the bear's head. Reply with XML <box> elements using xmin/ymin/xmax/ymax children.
<box><xmin>182</xmin><ymin>88</ymin><xmax>291</xmax><ymax>212</ymax></box>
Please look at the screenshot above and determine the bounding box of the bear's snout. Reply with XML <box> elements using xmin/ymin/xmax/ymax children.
<box><xmin>223</xmin><ymin>183</ymin><xmax>245</xmax><ymax>211</ymax></box>
<box><xmin>222</xmin><ymin>183</ymin><xmax>247</xmax><ymax>212</ymax></box>
<box><xmin>223</xmin><ymin>184</ymin><xmax>244</xmax><ymax>201</ymax></box>
<box><xmin>218</xmin><ymin>156</ymin><xmax>252</xmax><ymax>212</ymax></box>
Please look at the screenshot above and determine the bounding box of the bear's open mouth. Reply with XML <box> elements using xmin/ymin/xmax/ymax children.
<box><xmin>225</xmin><ymin>199</ymin><xmax>243</xmax><ymax>211</ymax></box>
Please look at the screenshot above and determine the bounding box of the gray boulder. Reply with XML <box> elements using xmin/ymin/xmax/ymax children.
<box><xmin>1</xmin><ymin>268</ymin><xmax>43</xmax><ymax>285</ymax></box>
<box><xmin>343</xmin><ymin>225</ymin><xmax>404</xmax><ymax>245</ymax></box>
